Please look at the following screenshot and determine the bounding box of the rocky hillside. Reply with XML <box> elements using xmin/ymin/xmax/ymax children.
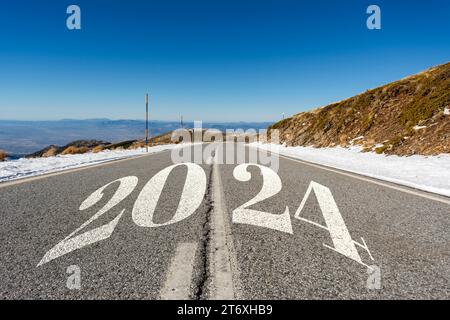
<box><xmin>26</xmin><ymin>132</ymin><xmax>178</xmax><ymax>158</ymax></box>
<box><xmin>26</xmin><ymin>140</ymin><xmax>111</xmax><ymax>158</ymax></box>
<box><xmin>269</xmin><ymin>62</ymin><xmax>450</xmax><ymax>155</ymax></box>
<box><xmin>24</xmin><ymin>129</ymin><xmax>234</xmax><ymax>159</ymax></box>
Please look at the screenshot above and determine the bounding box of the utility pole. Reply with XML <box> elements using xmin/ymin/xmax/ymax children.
<box><xmin>145</xmin><ymin>93</ymin><xmax>149</xmax><ymax>152</ymax></box>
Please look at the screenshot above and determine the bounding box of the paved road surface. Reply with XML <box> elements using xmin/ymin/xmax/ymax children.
<box><xmin>0</xmin><ymin>143</ymin><xmax>449</xmax><ymax>299</ymax></box>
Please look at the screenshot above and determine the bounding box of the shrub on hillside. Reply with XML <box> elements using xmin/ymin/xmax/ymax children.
<box><xmin>42</xmin><ymin>147</ymin><xmax>57</xmax><ymax>157</ymax></box>
<box><xmin>129</xmin><ymin>141</ymin><xmax>145</xmax><ymax>149</ymax></box>
<box><xmin>92</xmin><ymin>145</ymin><xmax>104</xmax><ymax>153</ymax></box>
<box><xmin>0</xmin><ymin>150</ymin><xmax>7</xmax><ymax>161</ymax></box>
<box><xmin>61</xmin><ymin>146</ymin><xmax>89</xmax><ymax>155</ymax></box>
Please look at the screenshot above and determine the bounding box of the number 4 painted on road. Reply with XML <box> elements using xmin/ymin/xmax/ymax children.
<box><xmin>294</xmin><ymin>181</ymin><xmax>374</xmax><ymax>267</ymax></box>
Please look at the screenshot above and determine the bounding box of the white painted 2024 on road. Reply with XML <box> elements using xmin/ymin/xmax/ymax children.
<box><xmin>37</xmin><ymin>162</ymin><xmax>375</xmax><ymax>270</ymax></box>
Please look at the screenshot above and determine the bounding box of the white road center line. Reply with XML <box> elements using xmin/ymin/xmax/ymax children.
<box><xmin>209</xmin><ymin>156</ymin><xmax>241</xmax><ymax>299</ymax></box>
<box><xmin>159</xmin><ymin>242</ymin><xmax>198</xmax><ymax>300</ymax></box>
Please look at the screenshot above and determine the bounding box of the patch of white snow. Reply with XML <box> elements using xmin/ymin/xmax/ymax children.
<box><xmin>250</xmin><ymin>142</ymin><xmax>450</xmax><ymax>197</ymax></box>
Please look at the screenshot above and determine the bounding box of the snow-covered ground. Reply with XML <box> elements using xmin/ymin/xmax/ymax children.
<box><xmin>2</xmin><ymin>141</ymin><xmax>450</xmax><ymax>198</ymax></box>
<box><xmin>250</xmin><ymin>142</ymin><xmax>450</xmax><ymax>197</ymax></box>
<box><xmin>0</xmin><ymin>144</ymin><xmax>180</xmax><ymax>183</ymax></box>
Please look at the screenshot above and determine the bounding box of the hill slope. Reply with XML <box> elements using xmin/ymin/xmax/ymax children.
<box><xmin>26</xmin><ymin>133</ymin><xmax>176</xmax><ymax>158</ymax></box>
<box><xmin>269</xmin><ymin>62</ymin><xmax>450</xmax><ymax>155</ymax></box>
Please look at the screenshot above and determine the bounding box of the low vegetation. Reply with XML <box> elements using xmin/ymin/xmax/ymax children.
<box><xmin>42</xmin><ymin>147</ymin><xmax>58</xmax><ymax>157</ymax></box>
<box><xmin>61</xmin><ymin>146</ymin><xmax>89</xmax><ymax>155</ymax></box>
<box><xmin>92</xmin><ymin>145</ymin><xmax>104</xmax><ymax>153</ymax></box>
<box><xmin>24</xmin><ymin>131</ymin><xmax>179</xmax><ymax>159</ymax></box>
<box><xmin>0</xmin><ymin>150</ymin><xmax>7</xmax><ymax>161</ymax></box>
<box><xmin>269</xmin><ymin>62</ymin><xmax>450</xmax><ymax>155</ymax></box>
<box><xmin>27</xmin><ymin>140</ymin><xmax>110</xmax><ymax>158</ymax></box>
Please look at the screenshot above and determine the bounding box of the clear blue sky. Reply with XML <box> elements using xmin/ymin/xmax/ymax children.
<box><xmin>0</xmin><ymin>0</ymin><xmax>448</xmax><ymax>122</ymax></box>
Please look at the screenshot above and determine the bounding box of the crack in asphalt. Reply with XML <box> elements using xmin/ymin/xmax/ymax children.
<box><xmin>193</xmin><ymin>165</ymin><xmax>213</xmax><ymax>300</ymax></box>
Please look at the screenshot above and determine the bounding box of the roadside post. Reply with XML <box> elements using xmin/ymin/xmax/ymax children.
<box><xmin>146</xmin><ymin>93</ymin><xmax>149</xmax><ymax>152</ymax></box>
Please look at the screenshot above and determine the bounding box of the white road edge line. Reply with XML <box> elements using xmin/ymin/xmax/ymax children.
<box><xmin>159</xmin><ymin>242</ymin><xmax>198</xmax><ymax>300</ymax></box>
<box><xmin>251</xmin><ymin>146</ymin><xmax>450</xmax><ymax>206</ymax></box>
<box><xmin>209</xmin><ymin>149</ymin><xmax>241</xmax><ymax>299</ymax></box>
<box><xmin>0</xmin><ymin>148</ymin><xmax>174</xmax><ymax>189</ymax></box>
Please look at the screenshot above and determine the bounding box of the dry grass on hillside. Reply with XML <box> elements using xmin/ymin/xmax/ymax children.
<box><xmin>92</xmin><ymin>145</ymin><xmax>104</xmax><ymax>153</ymax></box>
<box><xmin>0</xmin><ymin>150</ymin><xmax>7</xmax><ymax>161</ymax></box>
<box><xmin>61</xmin><ymin>146</ymin><xmax>89</xmax><ymax>155</ymax></box>
<box><xmin>42</xmin><ymin>147</ymin><xmax>58</xmax><ymax>157</ymax></box>
<box><xmin>269</xmin><ymin>62</ymin><xmax>450</xmax><ymax>156</ymax></box>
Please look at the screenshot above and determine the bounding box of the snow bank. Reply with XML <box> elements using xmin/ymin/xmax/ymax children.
<box><xmin>0</xmin><ymin>144</ymin><xmax>180</xmax><ymax>183</ymax></box>
<box><xmin>250</xmin><ymin>142</ymin><xmax>450</xmax><ymax>197</ymax></box>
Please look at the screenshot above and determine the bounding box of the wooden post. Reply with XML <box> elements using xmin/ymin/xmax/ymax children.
<box><xmin>146</xmin><ymin>93</ymin><xmax>149</xmax><ymax>152</ymax></box>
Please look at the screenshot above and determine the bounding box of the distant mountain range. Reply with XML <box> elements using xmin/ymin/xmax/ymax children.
<box><xmin>269</xmin><ymin>62</ymin><xmax>450</xmax><ymax>156</ymax></box>
<box><xmin>0</xmin><ymin>119</ymin><xmax>272</xmax><ymax>156</ymax></box>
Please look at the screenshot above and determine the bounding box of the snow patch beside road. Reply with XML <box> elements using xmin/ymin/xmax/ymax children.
<box><xmin>250</xmin><ymin>142</ymin><xmax>450</xmax><ymax>198</ymax></box>
<box><xmin>0</xmin><ymin>144</ymin><xmax>180</xmax><ymax>183</ymax></box>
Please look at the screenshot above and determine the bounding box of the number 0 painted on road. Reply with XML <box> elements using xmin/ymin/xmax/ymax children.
<box><xmin>132</xmin><ymin>163</ymin><xmax>207</xmax><ymax>227</ymax></box>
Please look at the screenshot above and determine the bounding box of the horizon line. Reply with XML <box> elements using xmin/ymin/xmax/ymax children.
<box><xmin>0</xmin><ymin>118</ymin><xmax>277</xmax><ymax>123</ymax></box>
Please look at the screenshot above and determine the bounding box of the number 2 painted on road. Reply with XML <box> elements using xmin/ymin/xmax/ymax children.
<box><xmin>232</xmin><ymin>163</ymin><xmax>293</xmax><ymax>234</ymax></box>
<box><xmin>37</xmin><ymin>176</ymin><xmax>138</xmax><ymax>266</ymax></box>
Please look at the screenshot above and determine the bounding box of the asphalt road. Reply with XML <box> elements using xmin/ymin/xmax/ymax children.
<box><xmin>0</xmin><ymin>143</ymin><xmax>449</xmax><ymax>299</ymax></box>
